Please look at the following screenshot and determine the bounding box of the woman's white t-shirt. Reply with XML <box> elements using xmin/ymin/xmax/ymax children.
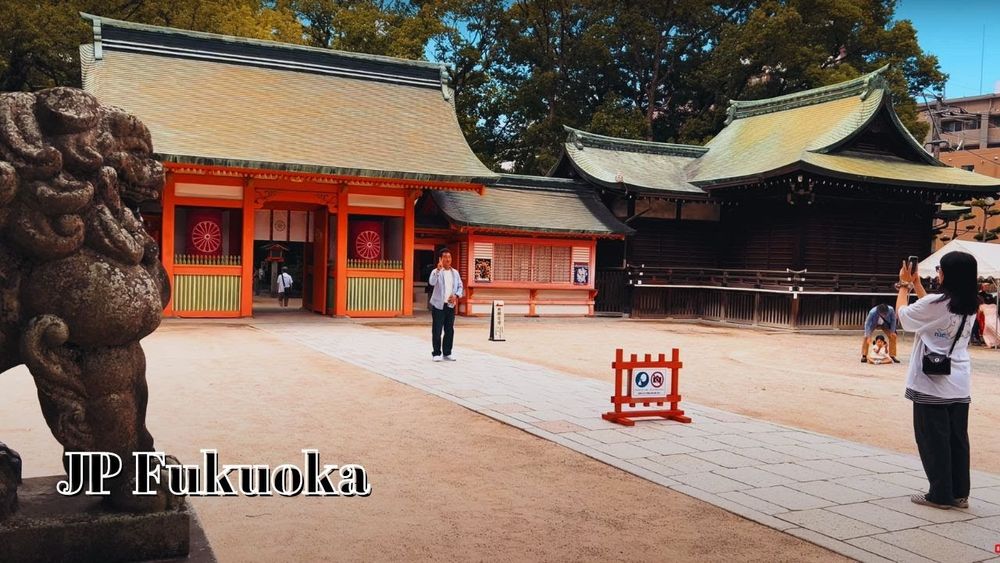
<box><xmin>897</xmin><ymin>294</ymin><xmax>973</xmax><ymax>400</ymax></box>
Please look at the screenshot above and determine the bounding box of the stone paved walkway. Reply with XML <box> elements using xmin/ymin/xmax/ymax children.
<box><xmin>259</xmin><ymin>320</ymin><xmax>1000</xmax><ymax>563</ymax></box>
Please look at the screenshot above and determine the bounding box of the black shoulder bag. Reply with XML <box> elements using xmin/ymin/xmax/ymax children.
<box><xmin>922</xmin><ymin>315</ymin><xmax>967</xmax><ymax>376</ymax></box>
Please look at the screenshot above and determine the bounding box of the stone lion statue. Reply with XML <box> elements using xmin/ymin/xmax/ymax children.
<box><xmin>0</xmin><ymin>87</ymin><xmax>176</xmax><ymax>518</ymax></box>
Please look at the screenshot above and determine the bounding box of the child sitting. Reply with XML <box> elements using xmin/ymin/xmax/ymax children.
<box><xmin>867</xmin><ymin>335</ymin><xmax>892</xmax><ymax>364</ymax></box>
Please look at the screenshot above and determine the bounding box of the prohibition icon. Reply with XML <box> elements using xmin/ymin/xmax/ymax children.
<box><xmin>651</xmin><ymin>371</ymin><xmax>664</xmax><ymax>388</ymax></box>
<box><xmin>191</xmin><ymin>220</ymin><xmax>222</xmax><ymax>253</ymax></box>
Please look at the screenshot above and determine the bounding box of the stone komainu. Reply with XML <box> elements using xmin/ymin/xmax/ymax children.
<box><xmin>0</xmin><ymin>87</ymin><xmax>175</xmax><ymax>517</ymax></box>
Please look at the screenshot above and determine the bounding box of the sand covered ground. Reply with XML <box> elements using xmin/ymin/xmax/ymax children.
<box><xmin>0</xmin><ymin>321</ymin><xmax>844</xmax><ymax>562</ymax></box>
<box><xmin>376</xmin><ymin>315</ymin><xmax>1000</xmax><ymax>474</ymax></box>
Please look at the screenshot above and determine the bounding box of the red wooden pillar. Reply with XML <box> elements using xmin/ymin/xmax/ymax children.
<box><xmin>240</xmin><ymin>177</ymin><xmax>255</xmax><ymax>317</ymax></box>
<box><xmin>402</xmin><ymin>189</ymin><xmax>418</xmax><ymax>316</ymax></box>
<box><xmin>334</xmin><ymin>186</ymin><xmax>349</xmax><ymax>315</ymax></box>
<box><xmin>161</xmin><ymin>172</ymin><xmax>176</xmax><ymax>316</ymax></box>
<box><xmin>311</xmin><ymin>208</ymin><xmax>328</xmax><ymax>314</ymax></box>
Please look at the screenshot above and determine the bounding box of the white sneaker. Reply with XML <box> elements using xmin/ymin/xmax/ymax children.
<box><xmin>432</xmin><ymin>356</ymin><xmax>443</xmax><ymax>362</ymax></box>
<box><xmin>443</xmin><ymin>355</ymin><xmax>456</xmax><ymax>362</ymax></box>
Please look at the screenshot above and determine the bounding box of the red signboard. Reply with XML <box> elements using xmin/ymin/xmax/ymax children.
<box><xmin>349</xmin><ymin>220</ymin><xmax>383</xmax><ymax>261</ymax></box>
<box><xmin>186</xmin><ymin>209</ymin><xmax>223</xmax><ymax>256</ymax></box>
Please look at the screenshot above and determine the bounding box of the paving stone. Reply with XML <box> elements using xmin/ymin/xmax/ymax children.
<box><xmin>577</xmin><ymin>429</ymin><xmax>639</xmax><ymax>444</ymax></box>
<box><xmin>743</xmin><ymin>485</ymin><xmax>834</xmax><ymax>511</ymax></box>
<box><xmin>870</xmin><ymin>454</ymin><xmax>927</xmax><ymax>471</ymax></box>
<box><xmin>776</xmin><ymin>508</ymin><xmax>887</xmax><ymax>539</ymax></box>
<box><xmin>732</xmin><ymin>447</ymin><xmax>801</xmax><ymax>464</ymax></box>
<box><xmin>969</xmin><ymin>515</ymin><xmax>1000</xmax><ymax>532</ymax></box>
<box><xmin>796</xmin><ymin>459</ymin><xmax>873</xmax><ymax>478</ymax></box>
<box><xmin>872</xmin><ymin>497</ymin><xmax>977</xmax><ymax>524</ymax></box>
<box><xmin>649</xmin><ymin>454</ymin><xmax>725</xmax><ymax>474</ymax></box>
<box><xmin>566</xmin><ymin>417</ymin><xmax>622</xmax><ymax>430</ymax></box>
<box><xmin>629</xmin><ymin>457</ymin><xmax>686</xmax><ymax>478</ymax></box>
<box><xmin>766</xmin><ymin>444</ymin><xmax>834</xmax><ymax>461</ymax></box>
<box><xmin>489</xmin><ymin>402</ymin><xmax>532</xmax><ymax>414</ymax></box>
<box><xmin>506</xmin><ymin>412</ymin><xmax>541</xmax><ymax>423</ymax></box>
<box><xmin>531</xmin><ymin>420</ymin><xmax>588</xmax><ymax>434</ymax></box>
<box><xmin>761</xmin><ymin>462</ymin><xmax>837</xmax><ymax>482</ymax></box>
<box><xmin>835</xmin><ymin>476</ymin><xmax>920</xmax><ymax>498</ymax></box>
<box><xmin>671</xmin><ymin>471</ymin><xmax>749</xmax><ymax>494</ymax></box>
<box><xmin>787</xmin><ymin>481</ymin><xmax>880</xmax><ymax>504</ymax></box>
<box><xmin>710</xmin><ymin>434</ymin><xmax>770</xmax><ymax>448</ymax></box>
<box><xmin>845</xmin><ymin>537</ymin><xmax>937</xmax><ymax>563</ymax></box>
<box><xmin>590</xmin><ymin>442</ymin><xmax>657</xmax><ymax>460</ymax></box>
<box><xmin>873</xmin><ymin>528</ymin><xmax>995</xmax><ymax>563</ymax></box>
<box><xmin>923</xmin><ymin>522</ymin><xmax>1000</xmax><ymax>554</ymax></box>
<box><xmin>839</xmin><ymin>456</ymin><xmax>919</xmax><ymax>474</ymax></box>
<box><xmin>875</xmin><ymin>472</ymin><xmax>932</xmax><ymax>491</ymax></box>
<box><xmin>752</xmin><ymin>432</ymin><xmax>809</xmax><ymax>446</ymax></box>
<box><xmin>828</xmin><ymin>502</ymin><xmax>933</xmax><ymax>531</ymax></box>
<box><xmin>660</xmin><ymin>436</ymin><xmax>731</xmax><ymax>452</ymax></box>
<box><xmin>638</xmin><ymin>438</ymin><xmax>696</xmax><ymax>455</ymax></box>
<box><xmin>784</xmin><ymin>528</ymin><xmax>894</xmax><ymax>563</ymax></box>
<box><xmin>682</xmin><ymin>421</ymin><xmax>732</xmax><ymax>434</ymax></box>
<box><xmin>953</xmin><ymin>498</ymin><xmax>1000</xmax><ymax>518</ymax></box>
<box><xmin>717</xmin><ymin>491</ymin><xmax>788</xmax><ymax>515</ymax></box>
<box><xmin>782</xmin><ymin>431</ymin><xmax>839</xmax><ymax>444</ymax></box>
<box><xmin>972</xmin><ymin>487</ymin><xmax>1000</xmax><ymax>505</ymax></box>
<box><xmin>689</xmin><ymin>450</ymin><xmax>759</xmax><ymax>468</ymax></box>
<box><xmin>524</xmin><ymin>409</ymin><xmax>577</xmax><ymax>422</ymax></box>
<box><xmin>971</xmin><ymin>472</ymin><xmax>1000</xmax><ymax>488</ymax></box>
<box><xmin>440</xmin><ymin>387</ymin><xmax>485</xmax><ymax>399</ymax></box>
<box><xmin>648</xmin><ymin>423</ymin><xmax>711</xmax><ymax>437</ymax></box>
<box><xmin>715</xmin><ymin>467</ymin><xmax>793</xmax><ymax>488</ymax></box>
<box><xmin>674</xmin><ymin>486</ymin><xmax>797</xmax><ymax>531</ymax></box>
<box><xmin>615</xmin><ymin>426</ymin><xmax>673</xmax><ymax>440</ymax></box>
<box><xmin>559</xmin><ymin>432</ymin><xmax>605</xmax><ymax>448</ymax></box>
<box><xmin>800</xmin><ymin>442</ymin><xmax>874</xmax><ymax>458</ymax></box>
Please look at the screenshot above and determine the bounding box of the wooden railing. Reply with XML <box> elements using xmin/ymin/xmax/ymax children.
<box><xmin>347</xmin><ymin>259</ymin><xmax>402</xmax><ymax>270</ymax></box>
<box><xmin>175</xmin><ymin>254</ymin><xmax>242</xmax><ymax>266</ymax></box>
<box><xmin>628</xmin><ymin>266</ymin><xmax>898</xmax><ymax>294</ymax></box>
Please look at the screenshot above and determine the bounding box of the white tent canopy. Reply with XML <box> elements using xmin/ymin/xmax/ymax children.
<box><xmin>918</xmin><ymin>240</ymin><xmax>1000</xmax><ymax>278</ymax></box>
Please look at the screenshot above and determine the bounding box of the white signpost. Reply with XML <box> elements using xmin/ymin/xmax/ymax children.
<box><xmin>489</xmin><ymin>300</ymin><xmax>505</xmax><ymax>341</ymax></box>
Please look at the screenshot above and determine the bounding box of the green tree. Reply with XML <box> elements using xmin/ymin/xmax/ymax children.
<box><xmin>679</xmin><ymin>0</ymin><xmax>945</xmax><ymax>143</ymax></box>
<box><xmin>0</xmin><ymin>0</ymin><xmax>304</xmax><ymax>92</ymax></box>
<box><xmin>293</xmin><ymin>0</ymin><xmax>447</xmax><ymax>59</ymax></box>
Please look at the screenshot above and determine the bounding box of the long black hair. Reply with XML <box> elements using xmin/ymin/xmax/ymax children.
<box><xmin>936</xmin><ymin>251</ymin><xmax>979</xmax><ymax>315</ymax></box>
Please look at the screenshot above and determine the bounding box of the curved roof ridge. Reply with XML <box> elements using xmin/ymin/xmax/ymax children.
<box><xmin>726</xmin><ymin>65</ymin><xmax>890</xmax><ymax>123</ymax></box>
<box><xmin>563</xmin><ymin>126</ymin><xmax>708</xmax><ymax>158</ymax></box>
<box><xmin>79</xmin><ymin>12</ymin><xmax>444</xmax><ymax>72</ymax></box>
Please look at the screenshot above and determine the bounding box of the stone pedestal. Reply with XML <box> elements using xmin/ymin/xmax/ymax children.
<box><xmin>0</xmin><ymin>476</ymin><xmax>213</xmax><ymax>563</ymax></box>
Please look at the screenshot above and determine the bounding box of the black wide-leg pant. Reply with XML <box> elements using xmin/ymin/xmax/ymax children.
<box><xmin>913</xmin><ymin>401</ymin><xmax>970</xmax><ymax>505</ymax></box>
<box><xmin>431</xmin><ymin>305</ymin><xmax>455</xmax><ymax>357</ymax></box>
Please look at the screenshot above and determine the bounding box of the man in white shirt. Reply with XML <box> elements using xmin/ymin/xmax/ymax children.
<box><xmin>276</xmin><ymin>266</ymin><xmax>293</xmax><ymax>308</ymax></box>
<box><xmin>428</xmin><ymin>249</ymin><xmax>463</xmax><ymax>361</ymax></box>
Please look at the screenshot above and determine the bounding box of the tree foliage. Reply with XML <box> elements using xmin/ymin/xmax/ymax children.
<box><xmin>1</xmin><ymin>0</ymin><xmax>946</xmax><ymax>175</ymax></box>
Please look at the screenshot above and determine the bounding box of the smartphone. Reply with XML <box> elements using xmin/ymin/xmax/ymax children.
<box><xmin>907</xmin><ymin>255</ymin><xmax>919</xmax><ymax>275</ymax></box>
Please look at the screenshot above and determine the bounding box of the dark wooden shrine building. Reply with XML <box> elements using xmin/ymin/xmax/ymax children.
<box><xmin>553</xmin><ymin>68</ymin><xmax>1000</xmax><ymax>328</ymax></box>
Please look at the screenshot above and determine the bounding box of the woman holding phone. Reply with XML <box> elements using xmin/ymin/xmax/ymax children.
<box><xmin>896</xmin><ymin>251</ymin><xmax>979</xmax><ymax>509</ymax></box>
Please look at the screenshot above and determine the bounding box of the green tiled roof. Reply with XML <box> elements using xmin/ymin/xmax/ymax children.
<box><xmin>558</xmin><ymin>67</ymin><xmax>1000</xmax><ymax>193</ymax></box>
<box><xmin>79</xmin><ymin>15</ymin><xmax>497</xmax><ymax>184</ymax></box>
<box><xmin>432</xmin><ymin>174</ymin><xmax>632</xmax><ymax>236</ymax></box>
<box><xmin>557</xmin><ymin>127</ymin><xmax>707</xmax><ymax>195</ymax></box>
<box><xmin>691</xmin><ymin>66</ymin><xmax>1000</xmax><ymax>190</ymax></box>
